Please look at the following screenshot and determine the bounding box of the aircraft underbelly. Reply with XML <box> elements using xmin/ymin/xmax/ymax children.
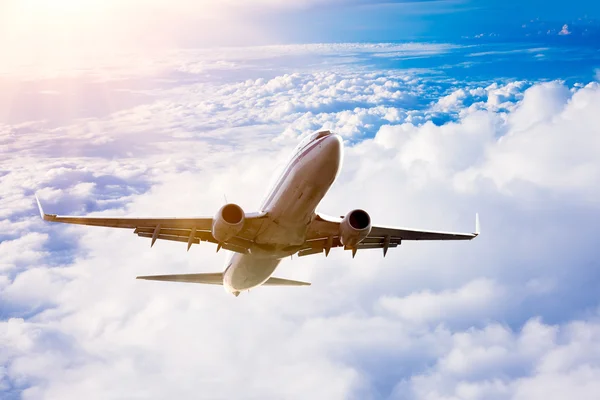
<box><xmin>223</xmin><ymin>254</ymin><xmax>281</xmax><ymax>291</ymax></box>
<box><xmin>255</xmin><ymin>185</ymin><xmax>321</xmax><ymax>245</ymax></box>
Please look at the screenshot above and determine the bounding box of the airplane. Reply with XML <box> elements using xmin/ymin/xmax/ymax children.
<box><xmin>36</xmin><ymin>130</ymin><xmax>479</xmax><ymax>297</ymax></box>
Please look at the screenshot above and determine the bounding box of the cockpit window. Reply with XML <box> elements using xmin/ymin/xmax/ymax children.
<box><xmin>313</xmin><ymin>130</ymin><xmax>331</xmax><ymax>140</ymax></box>
<box><xmin>293</xmin><ymin>130</ymin><xmax>332</xmax><ymax>154</ymax></box>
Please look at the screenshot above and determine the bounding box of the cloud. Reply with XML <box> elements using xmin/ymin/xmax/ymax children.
<box><xmin>433</xmin><ymin>88</ymin><xmax>468</xmax><ymax>111</ymax></box>
<box><xmin>2</xmin><ymin>43</ymin><xmax>600</xmax><ymax>398</ymax></box>
<box><xmin>378</xmin><ymin>279</ymin><xmax>505</xmax><ymax>325</ymax></box>
<box><xmin>393</xmin><ymin>317</ymin><xmax>600</xmax><ymax>400</ymax></box>
<box><xmin>460</xmin><ymin>82</ymin><xmax>600</xmax><ymax>196</ymax></box>
<box><xmin>559</xmin><ymin>24</ymin><xmax>572</xmax><ymax>35</ymax></box>
<box><xmin>0</xmin><ymin>233</ymin><xmax>48</xmax><ymax>273</ymax></box>
<box><xmin>485</xmin><ymin>81</ymin><xmax>529</xmax><ymax>109</ymax></box>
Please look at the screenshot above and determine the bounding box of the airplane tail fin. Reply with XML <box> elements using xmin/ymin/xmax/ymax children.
<box><xmin>136</xmin><ymin>273</ymin><xmax>310</xmax><ymax>287</ymax></box>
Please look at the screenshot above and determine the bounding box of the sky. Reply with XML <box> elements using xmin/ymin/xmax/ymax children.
<box><xmin>1</xmin><ymin>0</ymin><xmax>600</xmax><ymax>399</ymax></box>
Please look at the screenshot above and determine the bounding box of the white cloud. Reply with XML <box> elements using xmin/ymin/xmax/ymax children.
<box><xmin>367</xmin><ymin>80</ymin><xmax>600</xmax><ymax>199</ymax></box>
<box><xmin>394</xmin><ymin>317</ymin><xmax>600</xmax><ymax>400</ymax></box>
<box><xmin>462</xmin><ymin>82</ymin><xmax>600</xmax><ymax>196</ymax></box>
<box><xmin>434</xmin><ymin>88</ymin><xmax>468</xmax><ymax>111</ymax></box>
<box><xmin>507</xmin><ymin>81</ymin><xmax>571</xmax><ymax>130</ymax></box>
<box><xmin>485</xmin><ymin>81</ymin><xmax>528</xmax><ymax>108</ymax></box>
<box><xmin>0</xmin><ymin>233</ymin><xmax>48</xmax><ymax>272</ymax></box>
<box><xmin>559</xmin><ymin>24</ymin><xmax>571</xmax><ymax>35</ymax></box>
<box><xmin>378</xmin><ymin>279</ymin><xmax>505</xmax><ymax>324</ymax></box>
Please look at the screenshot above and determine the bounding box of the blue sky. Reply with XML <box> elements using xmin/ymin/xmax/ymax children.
<box><xmin>2</xmin><ymin>0</ymin><xmax>600</xmax><ymax>399</ymax></box>
<box><xmin>216</xmin><ymin>0</ymin><xmax>600</xmax><ymax>45</ymax></box>
<box><xmin>272</xmin><ymin>1</ymin><xmax>585</xmax><ymax>40</ymax></box>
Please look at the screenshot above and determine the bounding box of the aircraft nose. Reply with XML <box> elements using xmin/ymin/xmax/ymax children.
<box><xmin>323</xmin><ymin>134</ymin><xmax>342</xmax><ymax>161</ymax></box>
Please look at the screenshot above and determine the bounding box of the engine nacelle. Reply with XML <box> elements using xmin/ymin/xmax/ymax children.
<box><xmin>340</xmin><ymin>209</ymin><xmax>371</xmax><ymax>247</ymax></box>
<box><xmin>212</xmin><ymin>203</ymin><xmax>245</xmax><ymax>243</ymax></box>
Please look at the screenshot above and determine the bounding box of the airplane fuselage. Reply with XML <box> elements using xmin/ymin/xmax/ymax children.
<box><xmin>223</xmin><ymin>132</ymin><xmax>343</xmax><ymax>295</ymax></box>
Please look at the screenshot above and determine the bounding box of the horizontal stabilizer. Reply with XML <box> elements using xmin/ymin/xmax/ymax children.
<box><xmin>136</xmin><ymin>273</ymin><xmax>223</xmax><ymax>285</ymax></box>
<box><xmin>136</xmin><ymin>273</ymin><xmax>310</xmax><ymax>287</ymax></box>
<box><xmin>262</xmin><ymin>276</ymin><xmax>311</xmax><ymax>286</ymax></box>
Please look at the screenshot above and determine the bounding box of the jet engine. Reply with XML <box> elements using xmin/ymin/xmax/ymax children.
<box><xmin>340</xmin><ymin>209</ymin><xmax>371</xmax><ymax>247</ymax></box>
<box><xmin>212</xmin><ymin>203</ymin><xmax>245</xmax><ymax>243</ymax></box>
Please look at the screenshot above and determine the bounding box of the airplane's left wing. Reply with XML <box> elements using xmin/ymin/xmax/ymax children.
<box><xmin>303</xmin><ymin>212</ymin><xmax>479</xmax><ymax>257</ymax></box>
<box><xmin>35</xmin><ymin>196</ymin><xmax>265</xmax><ymax>254</ymax></box>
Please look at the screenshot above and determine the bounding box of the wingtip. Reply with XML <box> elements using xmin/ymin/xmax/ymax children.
<box><xmin>35</xmin><ymin>193</ymin><xmax>45</xmax><ymax>219</ymax></box>
<box><xmin>35</xmin><ymin>194</ymin><xmax>57</xmax><ymax>221</ymax></box>
<box><xmin>475</xmin><ymin>213</ymin><xmax>480</xmax><ymax>236</ymax></box>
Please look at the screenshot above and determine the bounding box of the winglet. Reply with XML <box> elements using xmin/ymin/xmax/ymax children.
<box><xmin>34</xmin><ymin>194</ymin><xmax>56</xmax><ymax>221</ymax></box>
<box><xmin>35</xmin><ymin>194</ymin><xmax>45</xmax><ymax>219</ymax></box>
<box><xmin>475</xmin><ymin>213</ymin><xmax>480</xmax><ymax>236</ymax></box>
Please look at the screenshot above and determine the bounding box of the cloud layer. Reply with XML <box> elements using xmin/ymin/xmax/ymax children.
<box><xmin>2</xmin><ymin>43</ymin><xmax>600</xmax><ymax>399</ymax></box>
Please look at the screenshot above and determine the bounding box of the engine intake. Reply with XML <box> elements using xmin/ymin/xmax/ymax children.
<box><xmin>212</xmin><ymin>203</ymin><xmax>245</xmax><ymax>243</ymax></box>
<box><xmin>340</xmin><ymin>209</ymin><xmax>371</xmax><ymax>247</ymax></box>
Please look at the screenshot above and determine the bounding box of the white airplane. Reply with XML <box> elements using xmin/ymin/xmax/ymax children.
<box><xmin>36</xmin><ymin>130</ymin><xmax>479</xmax><ymax>296</ymax></box>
